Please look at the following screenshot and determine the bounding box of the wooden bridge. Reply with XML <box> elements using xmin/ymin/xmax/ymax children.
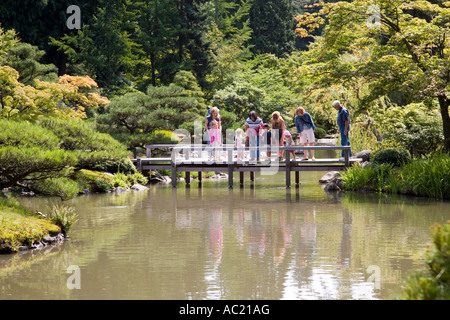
<box><xmin>134</xmin><ymin>144</ymin><xmax>358</xmax><ymax>188</ymax></box>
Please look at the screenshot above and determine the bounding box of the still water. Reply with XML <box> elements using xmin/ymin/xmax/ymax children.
<box><xmin>1</xmin><ymin>171</ymin><xmax>449</xmax><ymax>300</ymax></box>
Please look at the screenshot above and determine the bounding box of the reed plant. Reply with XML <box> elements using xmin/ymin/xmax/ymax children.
<box><xmin>400</xmin><ymin>151</ymin><xmax>450</xmax><ymax>200</ymax></box>
<box><xmin>48</xmin><ymin>205</ymin><xmax>78</xmax><ymax>236</ymax></box>
<box><xmin>342</xmin><ymin>163</ymin><xmax>395</xmax><ymax>193</ymax></box>
<box><xmin>342</xmin><ymin>151</ymin><xmax>450</xmax><ymax>200</ymax></box>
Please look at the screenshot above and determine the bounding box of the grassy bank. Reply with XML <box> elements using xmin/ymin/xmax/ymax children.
<box><xmin>342</xmin><ymin>151</ymin><xmax>450</xmax><ymax>200</ymax></box>
<box><xmin>0</xmin><ymin>198</ymin><xmax>61</xmax><ymax>253</ymax></box>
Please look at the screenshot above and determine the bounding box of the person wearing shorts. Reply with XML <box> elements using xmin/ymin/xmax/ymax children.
<box><xmin>295</xmin><ymin>107</ymin><xmax>316</xmax><ymax>161</ymax></box>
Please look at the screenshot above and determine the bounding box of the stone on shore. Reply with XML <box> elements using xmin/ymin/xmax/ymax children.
<box><xmin>319</xmin><ymin>171</ymin><xmax>341</xmax><ymax>184</ymax></box>
<box><xmin>356</xmin><ymin>150</ymin><xmax>372</xmax><ymax>162</ymax></box>
<box><xmin>131</xmin><ymin>183</ymin><xmax>149</xmax><ymax>191</ymax></box>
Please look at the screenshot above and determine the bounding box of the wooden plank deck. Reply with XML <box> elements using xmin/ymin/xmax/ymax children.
<box><xmin>133</xmin><ymin>144</ymin><xmax>357</xmax><ymax>188</ymax></box>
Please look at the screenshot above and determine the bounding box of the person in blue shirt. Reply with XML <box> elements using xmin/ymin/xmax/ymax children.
<box><xmin>332</xmin><ymin>100</ymin><xmax>352</xmax><ymax>158</ymax></box>
<box><xmin>295</xmin><ymin>107</ymin><xmax>316</xmax><ymax>161</ymax></box>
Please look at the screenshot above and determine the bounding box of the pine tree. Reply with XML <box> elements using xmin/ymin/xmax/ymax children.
<box><xmin>176</xmin><ymin>0</ymin><xmax>213</xmax><ymax>89</ymax></box>
<box><xmin>249</xmin><ymin>0</ymin><xmax>295</xmax><ymax>57</ymax></box>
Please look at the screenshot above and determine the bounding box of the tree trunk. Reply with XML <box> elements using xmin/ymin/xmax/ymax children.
<box><xmin>438</xmin><ymin>94</ymin><xmax>450</xmax><ymax>153</ymax></box>
<box><xmin>57</xmin><ymin>51</ymin><xmax>67</xmax><ymax>76</ymax></box>
<box><xmin>150</xmin><ymin>52</ymin><xmax>156</xmax><ymax>87</ymax></box>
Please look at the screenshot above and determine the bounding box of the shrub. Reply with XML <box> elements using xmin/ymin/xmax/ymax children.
<box><xmin>372</xmin><ymin>148</ymin><xmax>411</xmax><ymax>167</ymax></box>
<box><xmin>342</xmin><ymin>163</ymin><xmax>395</xmax><ymax>192</ymax></box>
<box><xmin>401</xmin><ymin>222</ymin><xmax>450</xmax><ymax>300</ymax></box>
<box><xmin>111</xmin><ymin>172</ymin><xmax>149</xmax><ymax>189</ymax></box>
<box><xmin>73</xmin><ymin>169</ymin><xmax>114</xmax><ymax>192</ymax></box>
<box><xmin>38</xmin><ymin>117</ymin><xmax>131</xmax><ymax>170</ymax></box>
<box><xmin>48</xmin><ymin>205</ymin><xmax>78</xmax><ymax>236</ymax></box>
<box><xmin>314</xmin><ymin>127</ymin><xmax>327</xmax><ymax>139</ymax></box>
<box><xmin>28</xmin><ymin>177</ymin><xmax>83</xmax><ymax>200</ymax></box>
<box><xmin>84</xmin><ymin>157</ymin><xmax>137</xmax><ymax>174</ymax></box>
<box><xmin>400</xmin><ymin>151</ymin><xmax>450</xmax><ymax>199</ymax></box>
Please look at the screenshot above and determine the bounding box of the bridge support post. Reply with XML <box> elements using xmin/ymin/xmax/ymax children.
<box><xmin>285</xmin><ymin>151</ymin><xmax>291</xmax><ymax>188</ymax></box>
<box><xmin>171</xmin><ymin>151</ymin><xmax>177</xmax><ymax>188</ymax></box>
<box><xmin>228</xmin><ymin>149</ymin><xmax>233</xmax><ymax>189</ymax></box>
<box><xmin>185</xmin><ymin>172</ymin><xmax>190</xmax><ymax>188</ymax></box>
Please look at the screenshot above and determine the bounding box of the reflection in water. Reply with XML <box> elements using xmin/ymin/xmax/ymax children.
<box><xmin>1</xmin><ymin>171</ymin><xmax>450</xmax><ymax>300</ymax></box>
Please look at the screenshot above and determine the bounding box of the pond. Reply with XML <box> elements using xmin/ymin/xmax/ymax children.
<box><xmin>1</xmin><ymin>170</ymin><xmax>449</xmax><ymax>300</ymax></box>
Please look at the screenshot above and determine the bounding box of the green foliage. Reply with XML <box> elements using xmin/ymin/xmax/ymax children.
<box><xmin>37</xmin><ymin>117</ymin><xmax>131</xmax><ymax>170</ymax></box>
<box><xmin>314</xmin><ymin>127</ymin><xmax>327</xmax><ymax>139</ymax></box>
<box><xmin>400</xmin><ymin>151</ymin><xmax>450</xmax><ymax>200</ymax></box>
<box><xmin>0</xmin><ymin>26</ymin><xmax>18</xmax><ymax>56</ymax></box>
<box><xmin>3</xmin><ymin>42</ymin><xmax>58</xmax><ymax>86</ymax></box>
<box><xmin>379</xmin><ymin>104</ymin><xmax>444</xmax><ymax>156</ymax></box>
<box><xmin>97</xmin><ymin>85</ymin><xmax>199</xmax><ymax>150</ymax></box>
<box><xmin>294</xmin><ymin>0</ymin><xmax>450</xmax><ymax>152</ymax></box>
<box><xmin>51</xmin><ymin>0</ymin><xmax>140</xmax><ymax>89</ymax></box>
<box><xmin>372</xmin><ymin>148</ymin><xmax>412</xmax><ymax>167</ymax></box>
<box><xmin>401</xmin><ymin>222</ymin><xmax>450</xmax><ymax>300</ymax></box>
<box><xmin>0</xmin><ymin>197</ymin><xmax>61</xmax><ymax>253</ymax></box>
<box><xmin>48</xmin><ymin>205</ymin><xmax>78</xmax><ymax>236</ymax></box>
<box><xmin>112</xmin><ymin>172</ymin><xmax>149</xmax><ymax>189</ymax></box>
<box><xmin>348</xmin><ymin>122</ymin><xmax>379</xmax><ymax>154</ymax></box>
<box><xmin>84</xmin><ymin>157</ymin><xmax>137</xmax><ymax>175</ymax></box>
<box><xmin>212</xmin><ymin>80</ymin><xmax>266</xmax><ymax>121</ymax></box>
<box><xmin>0</xmin><ymin>118</ymin><xmax>130</xmax><ymax>199</ymax></box>
<box><xmin>73</xmin><ymin>169</ymin><xmax>114</xmax><ymax>193</ymax></box>
<box><xmin>342</xmin><ymin>163</ymin><xmax>396</xmax><ymax>193</ymax></box>
<box><xmin>249</xmin><ymin>0</ymin><xmax>295</xmax><ymax>57</ymax></box>
<box><xmin>343</xmin><ymin>152</ymin><xmax>450</xmax><ymax>200</ymax></box>
<box><xmin>28</xmin><ymin>177</ymin><xmax>83</xmax><ymax>200</ymax></box>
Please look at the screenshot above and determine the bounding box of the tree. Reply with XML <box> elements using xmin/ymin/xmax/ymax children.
<box><xmin>0</xmin><ymin>119</ymin><xmax>77</xmax><ymax>190</ymax></box>
<box><xmin>97</xmin><ymin>84</ymin><xmax>200</xmax><ymax>153</ymax></box>
<box><xmin>38</xmin><ymin>117</ymin><xmax>130</xmax><ymax>170</ymax></box>
<box><xmin>3</xmin><ymin>42</ymin><xmax>58</xmax><ymax>86</ymax></box>
<box><xmin>0</xmin><ymin>65</ymin><xmax>109</xmax><ymax>120</ymax></box>
<box><xmin>295</xmin><ymin>0</ymin><xmax>450</xmax><ymax>152</ymax></box>
<box><xmin>131</xmin><ymin>0</ymin><xmax>181</xmax><ymax>89</ymax></box>
<box><xmin>51</xmin><ymin>0</ymin><xmax>140</xmax><ymax>90</ymax></box>
<box><xmin>0</xmin><ymin>26</ymin><xmax>18</xmax><ymax>56</ymax></box>
<box><xmin>0</xmin><ymin>118</ymin><xmax>130</xmax><ymax>194</ymax></box>
<box><xmin>249</xmin><ymin>0</ymin><xmax>295</xmax><ymax>57</ymax></box>
<box><xmin>176</xmin><ymin>0</ymin><xmax>214</xmax><ymax>89</ymax></box>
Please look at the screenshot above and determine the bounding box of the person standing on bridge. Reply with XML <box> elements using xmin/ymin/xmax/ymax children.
<box><xmin>205</xmin><ymin>107</ymin><xmax>221</xmax><ymax>158</ymax></box>
<box><xmin>295</xmin><ymin>106</ymin><xmax>316</xmax><ymax>161</ymax></box>
<box><xmin>245</xmin><ymin>111</ymin><xmax>263</xmax><ymax>162</ymax></box>
<box><xmin>271</xmin><ymin>111</ymin><xmax>286</xmax><ymax>161</ymax></box>
<box><xmin>332</xmin><ymin>100</ymin><xmax>352</xmax><ymax>159</ymax></box>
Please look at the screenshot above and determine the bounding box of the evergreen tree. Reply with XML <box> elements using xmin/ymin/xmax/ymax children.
<box><xmin>176</xmin><ymin>0</ymin><xmax>213</xmax><ymax>89</ymax></box>
<box><xmin>0</xmin><ymin>0</ymin><xmax>100</xmax><ymax>75</ymax></box>
<box><xmin>52</xmin><ymin>0</ymin><xmax>140</xmax><ymax>91</ymax></box>
<box><xmin>97</xmin><ymin>84</ymin><xmax>200</xmax><ymax>151</ymax></box>
<box><xmin>3</xmin><ymin>43</ymin><xmax>58</xmax><ymax>86</ymax></box>
<box><xmin>131</xmin><ymin>0</ymin><xmax>181</xmax><ymax>89</ymax></box>
<box><xmin>249</xmin><ymin>0</ymin><xmax>295</xmax><ymax>57</ymax></box>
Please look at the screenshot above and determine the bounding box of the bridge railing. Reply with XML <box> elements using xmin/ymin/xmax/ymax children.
<box><xmin>142</xmin><ymin>144</ymin><xmax>352</xmax><ymax>166</ymax></box>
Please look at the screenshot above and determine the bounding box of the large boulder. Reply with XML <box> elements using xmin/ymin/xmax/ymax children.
<box><xmin>319</xmin><ymin>171</ymin><xmax>341</xmax><ymax>184</ymax></box>
<box><xmin>131</xmin><ymin>183</ymin><xmax>149</xmax><ymax>191</ymax></box>
<box><xmin>324</xmin><ymin>178</ymin><xmax>345</xmax><ymax>192</ymax></box>
<box><xmin>356</xmin><ymin>150</ymin><xmax>372</xmax><ymax>162</ymax></box>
